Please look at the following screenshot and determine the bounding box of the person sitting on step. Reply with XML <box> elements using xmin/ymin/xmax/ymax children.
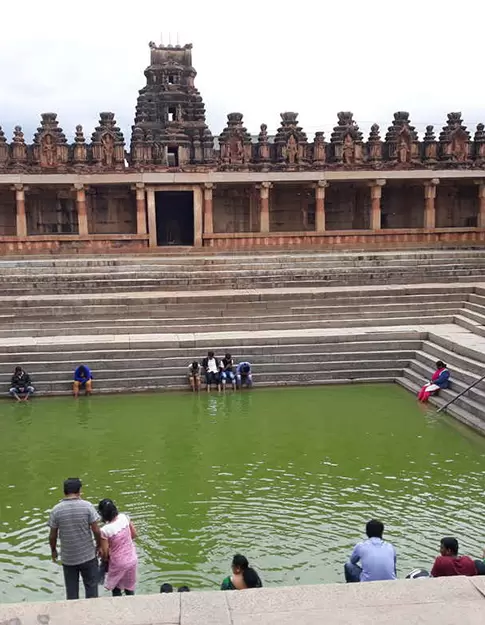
<box><xmin>187</xmin><ymin>361</ymin><xmax>201</xmax><ymax>392</ymax></box>
<box><xmin>201</xmin><ymin>351</ymin><xmax>221</xmax><ymax>392</ymax></box>
<box><xmin>73</xmin><ymin>365</ymin><xmax>93</xmax><ymax>398</ymax></box>
<box><xmin>431</xmin><ymin>537</ymin><xmax>477</xmax><ymax>577</ymax></box>
<box><xmin>236</xmin><ymin>361</ymin><xmax>253</xmax><ymax>389</ymax></box>
<box><xmin>221</xmin><ymin>353</ymin><xmax>236</xmax><ymax>391</ymax></box>
<box><xmin>344</xmin><ymin>519</ymin><xmax>397</xmax><ymax>583</ymax></box>
<box><xmin>221</xmin><ymin>554</ymin><xmax>262</xmax><ymax>590</ymax></box>
<box><xmin>9</xmin><ymin>366</ymin><xmax>35</xmax><ymax>401</ymax></box>
<box><xmin>417</xmin><ymin>360</ymin><xmax>450</xmax><ymax>402</ymax></box>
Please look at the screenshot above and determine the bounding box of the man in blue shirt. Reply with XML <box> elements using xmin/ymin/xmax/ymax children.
<box><xmin>236</xmin><ymin>362</ymin><xmax>252</xmax><ymax>389</ymax></box>
<box><xmin>344</xmin><ymin>519</ymin><xmax>397</xmax><ymax>582</ymax></box>
<box><xmin>73</xmin><ymin>365</ymin><xmax>93</xmax><ymax>398</ymax></box>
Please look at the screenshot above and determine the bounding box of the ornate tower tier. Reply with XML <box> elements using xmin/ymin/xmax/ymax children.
<box><xmin>130</xmin><ymin>42</ymin><xmax>214</xmax><ymax>168</ymax></box>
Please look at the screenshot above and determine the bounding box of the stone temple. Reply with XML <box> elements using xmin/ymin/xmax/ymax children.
<box><xmin>1</xmin><ymin>41</ymin><xmax>485</xmax><ymax>254</ymax></box>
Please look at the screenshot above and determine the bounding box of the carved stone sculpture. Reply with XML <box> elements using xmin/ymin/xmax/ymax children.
<box><xmin>274</xmin><ymin>112</ymin><xmax>308</xmax><ymax>165</ymax></box>
<box><xmin>91</xmin><ymin>112</ymin><xmax>125</xmax><ymax>169</ymax></box>
<box><xmin>218</xmin><ymin>113</ymin><xmax>252</xmax><ymax>165</ymax></box>
<box><xmin>257</xmin><ymin>123</ymin><xmax>271</xmax><ymax>162</ymax></box>
<box><xmin>11</xmin><ymin>126</ymin><xmax>27</xmax><ymax>165</ymax></box>
<box><xmin>439</xmin><ymin>112</ymin><xmax>470</xmax><ymax>162</ymax></box>
<box><xmin>32</xmin><ymin>113</ymin><xmax>69</xmax><ymax>168</ymax></box>
<box><xmin>473</xmin><ymin>123</ymin><xmax>485</xmax><ymax>162</ymax></box>
<box><xmin>384</xmin><ymin>112</ymin><xmax>419</xmax><ymax>163</ymax></box>
<box><xmin>312</xmin><ymin>131</ymin><xmax>326</xmax><ymax>164</ymax></box>
<box><xmin>423</xmin><ymin>125</ymin><xmax>438</xmax><ymax>161</ymax></box>
<box><xmin>0</xmin><ymin>126</ymin><xmax>7</xmax><ymax>167</ymax></box>
<box><xmin>72</xmin><ymin>125</ymin><xmax>88</xmax><ymax>164</ymax></box>
<box><xmin>330</xmin><ymin>112</ymin><xmax>363</xmax><ymax>164</ymax></box>
<box><xmin>367</xmin><ymin>124</ymin><xmax>382</xmax><ymax>161</ymax></box>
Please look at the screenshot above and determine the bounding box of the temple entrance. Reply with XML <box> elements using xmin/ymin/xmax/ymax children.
<box><xmin>155</xmin><ymin>191</ymin><xmax>194</xmax><ymax>246</ymax></box>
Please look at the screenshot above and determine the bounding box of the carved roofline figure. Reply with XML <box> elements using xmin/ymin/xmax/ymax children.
<box><xmin>367</xmin><ymin>124</ymin><xmax>382</xmax><ymax>162</ymax></box>
<box><xmin>274</xmin><ymin>112</ymin><xmax>308</xmax><ymax>166</ymax></box>
<box><xmin>330</xmin><ymin>112</ymin><xmax>363</xmax><ymax>165</ymax></box>
<box><xmin>384</xmin><ymin>112</ymin><xmax>419</xmax><ymax>164</ymax></box>
<box><xmin>439</xmin><ymin>112</ymin><xmax>470</xmax><ymax>162</ymax></box>
<box><xmin>91</xmin><ymin>112</ymin><xmax>125</xmax><ymax>169</ymax></box>
<box><xmin>0</xmin><ymin>126</ymin><xmax>8</xmax><ymax>167</ymax></box>
<box><xmin>312</xmin><ymin>131</ymin><xmax>326</xmax><ymax>165</ymax></box>
<box><xmin>474</xmin><ymin>123</ymin><xmax>485</xmax><ymax>162</ymax></box>
<box><xmin>32</xmin><ymin>113</ymin><xmax>69</xmax><ymax>169</ymax></box>
<box><xmin>218</xmin><ymin>112</ymin><xmax>252</xmax><ymax>165</ymax></box>
<box><xmin>423</xmin><ymin>125</ymin><xmax>438</xmax><ymax>161</ymax></box>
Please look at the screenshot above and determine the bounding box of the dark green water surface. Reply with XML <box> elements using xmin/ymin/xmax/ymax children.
<box><xmin>0</xmin><ymin>384</ymin><xmax>484</xmax><ymax>603</ymax></box>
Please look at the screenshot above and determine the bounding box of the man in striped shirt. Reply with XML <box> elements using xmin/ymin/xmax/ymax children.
<box><xmin>48</xmin><ymin>478</ymin><xmax>101</xmax><ymax>600</ymax></box>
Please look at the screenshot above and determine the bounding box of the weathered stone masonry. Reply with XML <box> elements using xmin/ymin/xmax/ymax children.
<box><xmin>1</xmin><ymin>42</ymin><xmax>485</xmax><ymax>254</ymax></box>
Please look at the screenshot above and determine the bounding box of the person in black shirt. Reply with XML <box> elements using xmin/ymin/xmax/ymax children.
<box><xmin>221</xmin><ymin>353</ymin><xmax>236</xmax><ymax>391</ymax></box>
<box><xmin>9</xmin><ymin>366</ymin><xmax>35</xmax><ymax>401</ymax></box>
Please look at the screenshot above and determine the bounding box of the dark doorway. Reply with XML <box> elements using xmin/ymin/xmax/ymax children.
<box><xmin>155</xmin><ymin>191</ymin><xmax>194</xmax><ymax>246</ymax></box>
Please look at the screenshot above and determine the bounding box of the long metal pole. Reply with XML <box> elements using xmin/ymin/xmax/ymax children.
<box><xmin>436</xmin><ymin>374</ymin><xmax>485</xmax><ymax>414</ymax></box>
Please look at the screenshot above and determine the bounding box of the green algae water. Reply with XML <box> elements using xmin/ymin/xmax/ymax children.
<box><xmin>0</xmin><ymin>384</ymin><xmax>484</xmax><ymax>603</ymax></box>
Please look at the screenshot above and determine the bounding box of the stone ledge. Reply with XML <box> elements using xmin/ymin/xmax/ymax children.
<box><xmin>0</xmin><ymin>578</ymin><xmax>483</xmax><ymax>625</ymax></box>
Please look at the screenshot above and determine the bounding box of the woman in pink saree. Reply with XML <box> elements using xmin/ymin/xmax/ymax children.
<box><xmin>418</xmin><ymin>360</ymin><xmax>450</xmax><ymax>403</ymax></box>
<box><xmin>98</xmin><ymin>499</ymin><xmax>138</xmax><ymax>596</ymax></box>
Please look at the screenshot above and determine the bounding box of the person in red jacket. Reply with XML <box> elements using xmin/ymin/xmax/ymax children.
<box><xmin>431</xmin><ymin>537</ymin><xmax>477</xmax><ymax>577</ymax></box>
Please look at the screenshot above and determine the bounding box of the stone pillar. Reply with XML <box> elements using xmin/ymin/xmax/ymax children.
<box><xmin>135</xmin><ymin>183</ymin><xmax>147</xmax><ymax>235</ymax></box>
<box><xmin>477</xmin><ymin>183</ymin><xmax>485</xmax><ymax>228</ymax></box>
<box><xmin>424</xmin><ymin>179</ymin><xmax>439</xmax><ymax>229</ymax></box>
<box><xmin>258</xmin><ymin>182</ymin><xmax>272</xmax><ymax>233</ymax></box>
<box><xmin>146</xmin><ymin>186</ymin><xmax>157</xmax><ymax>248</ymax></box>
<box><xmin>193</xmin><ymin>185</ymin><xmax>203</xmax><ymax>247</ymax></box>
<box><xmin>315</xmin><ymin>181</ymin><xmax>329</xmax><ymax>232</ymax></box>
<box><xmin>14</xmin><ymin>184</ymin><xmax>27</xmax><ymax>237</ymax></box>
<box><xmin>74</xmin><ymin>183</ymin><xmax>88</xmax><ymax>235</ymax></box>
<box><xmin>369</xmin><ymin>179</ymin><xmax>386</xmax><ymax>230</ymax></box>
<box><xmin>203</xmin><ymin>183</ymin><xmax>214</xmax><ymax>234</ymax></box>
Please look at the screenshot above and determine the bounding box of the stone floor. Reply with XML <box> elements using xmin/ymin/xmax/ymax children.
<box><xmin>1</xmin><ymin>577</ymin><xmax>484</xmax><ymax>624</ymax></box>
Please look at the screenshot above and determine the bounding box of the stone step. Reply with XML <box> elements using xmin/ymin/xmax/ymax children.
<box><xmin>413</xmin><ymin>350</ymin><xmax>485</xmax><ymax>404</ymax></box>
<box><xmin>0</xmin><ymin>359</ymin><xmax>410</xmax><ymax>384</ymax></box>
<box><xmin>0</xmin><ymin>309</ymin><xmax>460</xmax><ymax>336</ymax></box>
<box><xmin>0</xmin><ymin>313</ymin><xmax>454</xmax><ymax>337</ymax></box>
<box><xmin>0</xmin><ymin>333</ymin><xmax>424</xmax><ymax>354</ymax></box>
<box><xmin>4</xmin><ymin>260</ymin><xmax>485</xmax><ymax>279</ymax></box>
<box><xmin>2</xmin><ymin>368</ymin><xmax>402</xmax><ymax>395</ymax></box>
<box><xmin>403</xmin><ymin>364</ymin><xmax>485</xmax><ymax>423</ymax></box>
<box><xmin>420</xmin><ymin>340</ymin><xmax>485</xmax><ymax>377</ymax></box>
<box><xmin>0</xmin><ymin>350</ymin><xmax>417</xmax><ymax>373</ymax></box>
<box><xmin>395</xmin><ymin>376</ymin><xmax>485</xmax><ymax>435</ymax></box>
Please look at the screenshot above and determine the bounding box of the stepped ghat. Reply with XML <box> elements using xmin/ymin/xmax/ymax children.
<box><xmin>1</xmin><ymin>43</ymin><xmax>485</xmax><ymax>254</ymax></box>
<box><xmin>1</xmin><ymin>249</ymin><xmax>485</xmax><ymax>436</ymax></box>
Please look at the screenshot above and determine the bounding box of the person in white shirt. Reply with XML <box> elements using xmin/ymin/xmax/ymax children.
<box><xmin>201</xmin><ymin>351</ymin><xmax>221</xmax><ymax>392</ymax></box>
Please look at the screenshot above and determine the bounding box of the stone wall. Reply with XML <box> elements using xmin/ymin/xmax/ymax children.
<box><xmin>326</xmin><ymin>184</ymin><xmax>370</xmax><ymax>230</ymax></box>
<box><xmin>26</xmin><ymin>187</ymin><xmax>78</xmax><ymax>235</ymax></box>
<box><xmin>88</xmin><ymin>186</ymin><xmax>137</xmax><ymax>234</ymax></box>
<box><xmin>436</xmin><ymin>183</ymin><xmax>478</xmax><ymax>227</ymax></box>
<box><xmin>0</xmin><ymin>189</ymin><xmax>16</xmax><ymax>235</ymax></box>
<box><xmin>270</xmin><ymin>186</ymin><xmax>313</xmax><ymax>232</ymax></box>
<box><xmin>382</xmin><ymin>184</ymin><xmax>424</xmax><ymax>229</ymax></box>
<box><xmin>213</xmin><ymin>188</ymin><xmax>251</xmax><ymax>233</ymax></box>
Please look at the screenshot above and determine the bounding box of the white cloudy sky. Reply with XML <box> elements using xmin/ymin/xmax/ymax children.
<box><xmin>1</xmin><ymin>0</ymin><xmax>484</xmax><ymax>142</ymax></box>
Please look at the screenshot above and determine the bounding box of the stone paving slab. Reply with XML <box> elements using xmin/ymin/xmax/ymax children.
<box><xmin>0</xmin><ymin>579</ymin><xmax>484</xmax><ymax>625</ymax></box>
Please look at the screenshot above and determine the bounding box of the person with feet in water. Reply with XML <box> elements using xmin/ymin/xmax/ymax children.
<box><xmin>9</xmin><ymin>366</ymin><xmax>35</xmax><ymax>401</ymax></box>
<box><xmin>187</xmin><ymin>361</ymin><xmax>201</xmax><ymax>392</ymax></box>
<box><xmin>344</xmin><ymin>519</ymin><xmax>397</xmax><ymax>582</ymax></box>
<box><xmin>221</xmin><ymin>554</ymin><xmax>262</xmax><ymax>590</ymax></box>
<box><xmin>431</xmin><ymin>537</ymin><xmax>477</xmax><ymax>577</ymax></box>
<box><xmin>201</xmin><ymin>351</ymin><xmax>221</xmax><ymax>392</ymax></box>
<box><xmin>73</xmin><ymin>364</ymin><xmax>93</xmax><ymax>398</ymax></box>
<box><xmin>236</xmin><ymin>361</ymin><xmax>253</xmax><ymax>389</ymax></box>
<box><xmin>417</xmin><ymin>360</ymin><xmax>450</xmax><ymax>403</ymax></box>
<box><xmin>221</xmin><ymin>353</ymin><xmax>236</xmax><ymax>391</ymax></box>
<box><xmin>98</xmin><ymin>498</ymin><xmax>138</xmax><ymax>596</ymax></box>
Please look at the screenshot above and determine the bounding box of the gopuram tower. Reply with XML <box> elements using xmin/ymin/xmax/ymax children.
<box><xmin>130</xmin><ymin>42</ymin><xmax>214</xmax><ymax>168</ymax></box>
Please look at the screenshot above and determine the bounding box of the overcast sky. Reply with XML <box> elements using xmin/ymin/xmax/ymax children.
<box><xmin>1</xmin><ymin>0</ymin><xmax>484</xmax><ymax>143</ymax></box>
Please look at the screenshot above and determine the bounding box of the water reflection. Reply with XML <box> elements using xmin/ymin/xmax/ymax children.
<box><xmin>0</xmin><ymin>385</ymin><xmax>484</xmax><ymax>604</ymax></box>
